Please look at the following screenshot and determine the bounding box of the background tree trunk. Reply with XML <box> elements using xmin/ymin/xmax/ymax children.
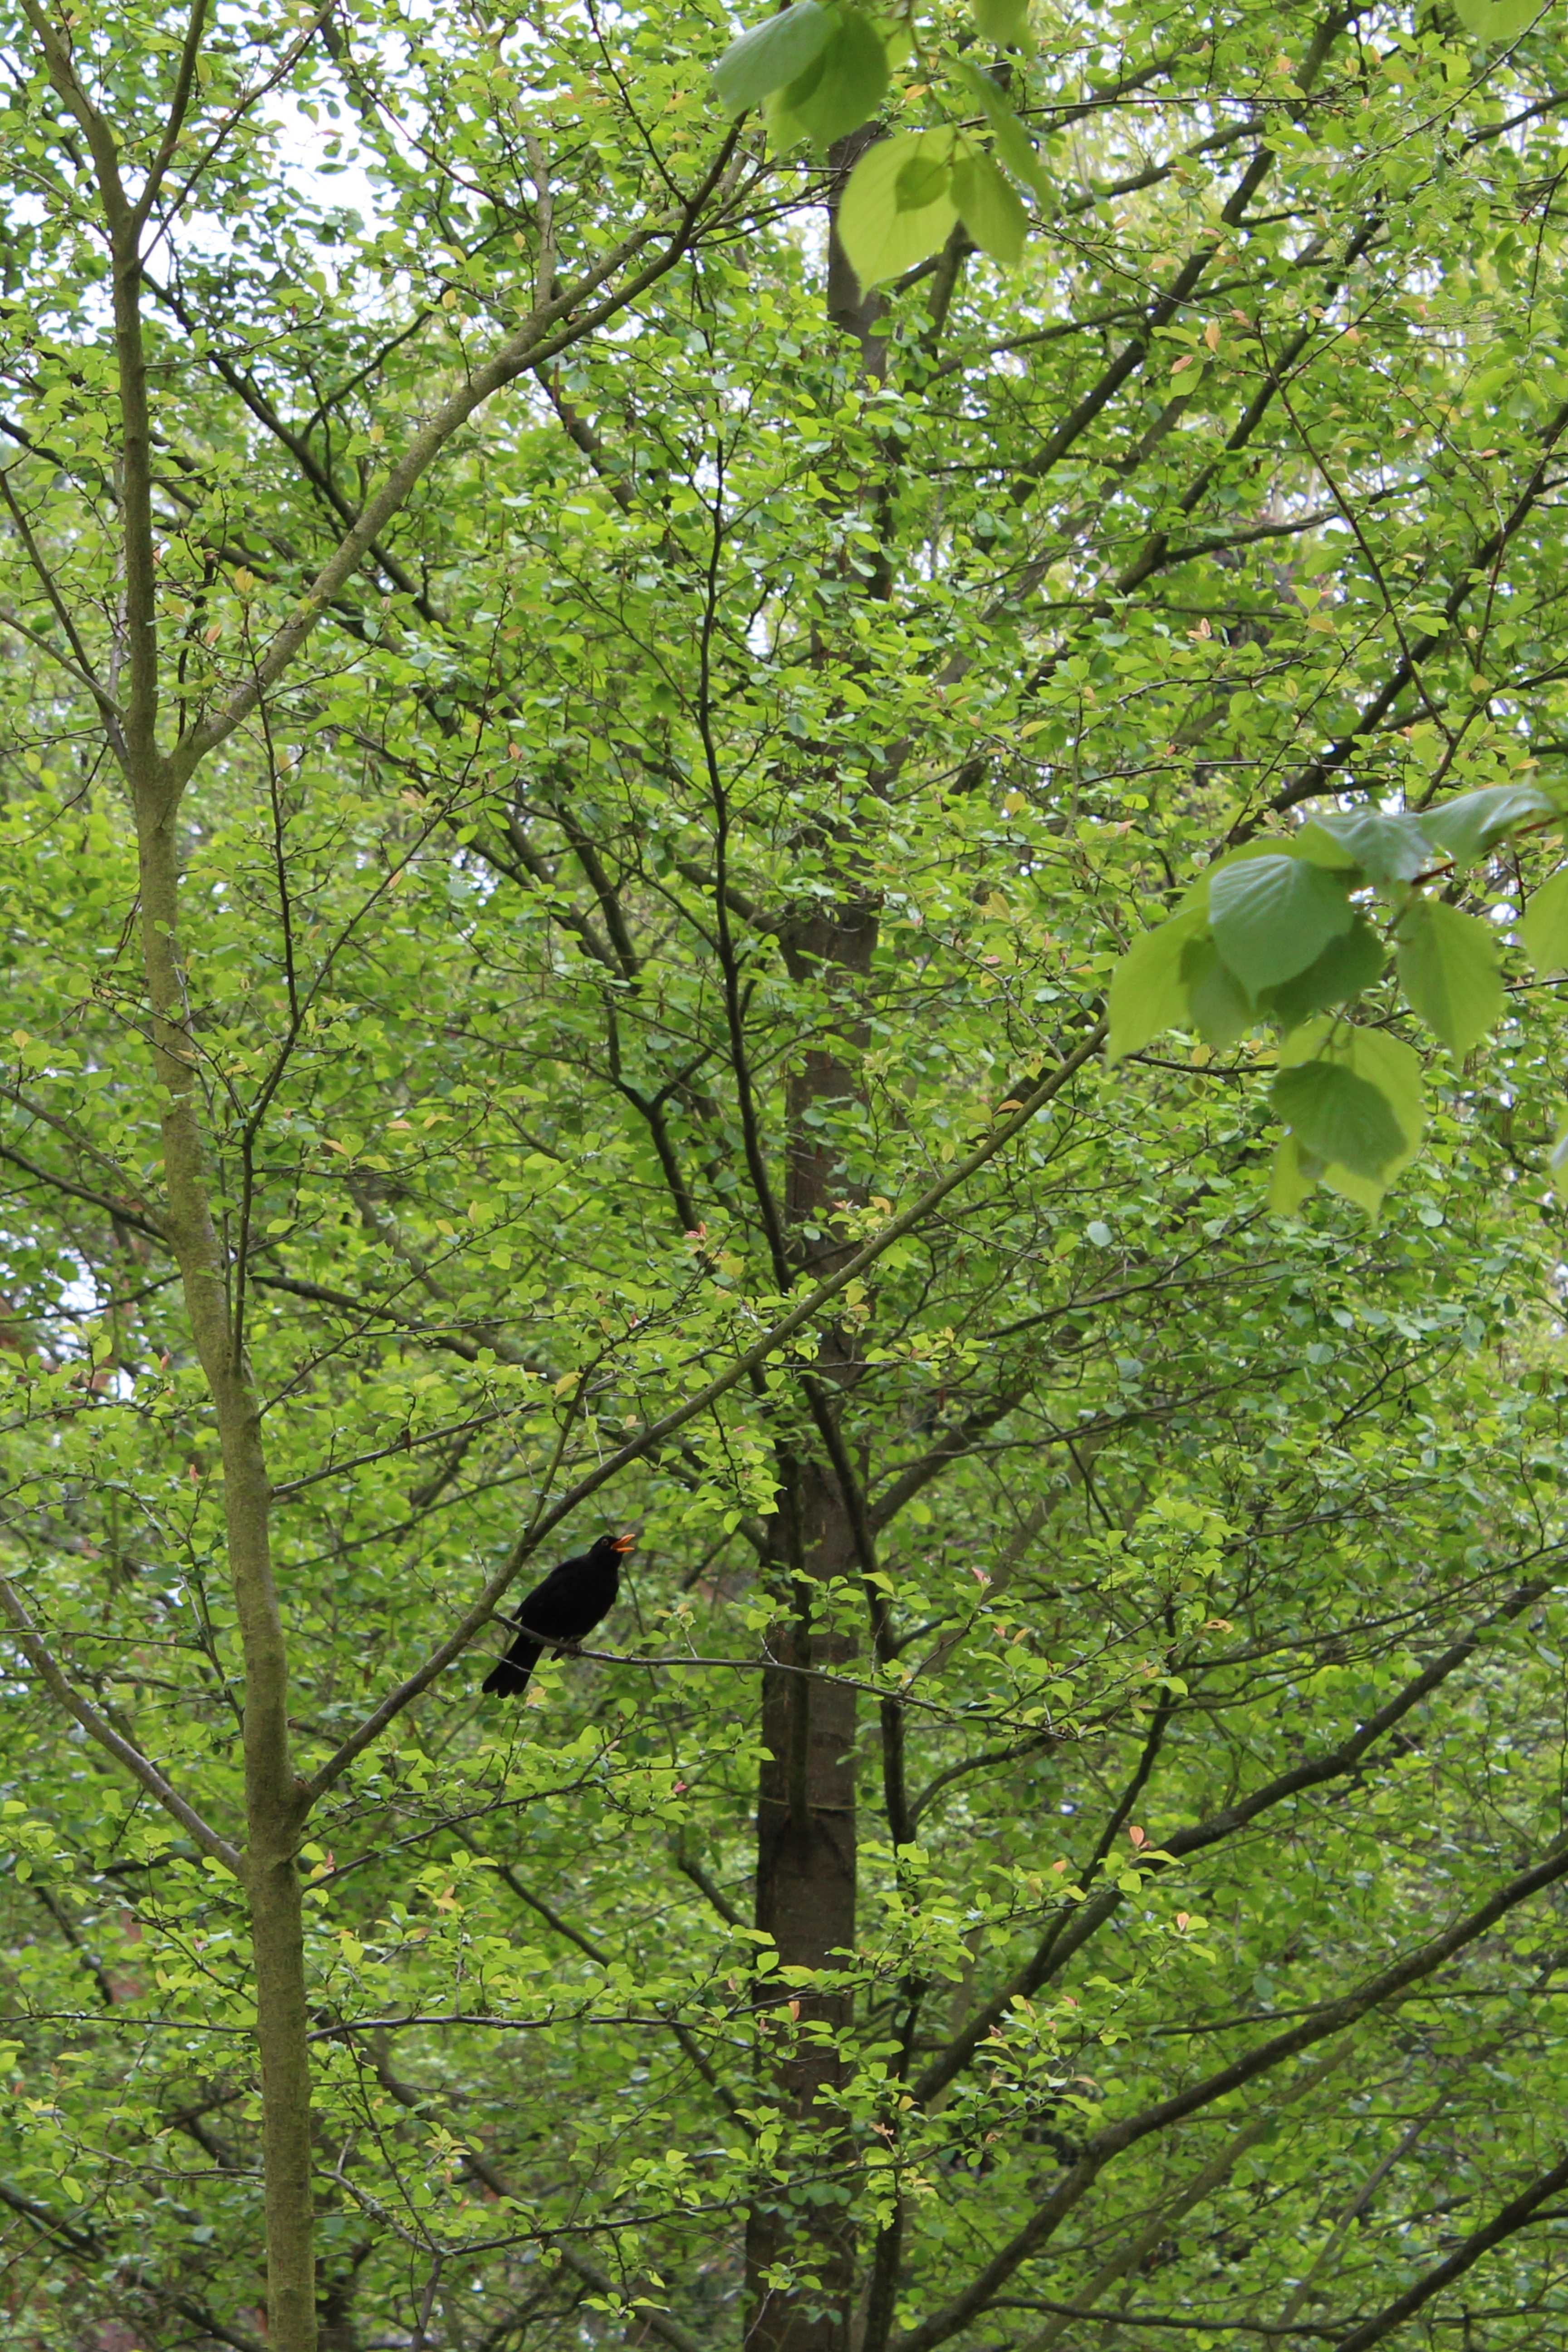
<box><xmin>746</xmin><ymin>1452</ymin><xmax>861</xmax><ymax>2352</ymax></box>
<box><xmin>743</xmin><ymin>130</ymin><xmax>892</xmax><ymax>2349</ymax></box>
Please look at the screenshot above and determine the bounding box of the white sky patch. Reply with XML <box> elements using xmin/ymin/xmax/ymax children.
<box><xmin>265</xmin><ymin>84</ymin><xmax>387</xmax><ymax>246</ymax></box>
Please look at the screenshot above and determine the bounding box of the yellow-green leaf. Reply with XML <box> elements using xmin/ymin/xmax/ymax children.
<box><xmin>1452</xmin><ymin>0</ymin><xmax>1541</xmax><ymax>39</ymax></box>
<box><xmin>1106</xmin><ymin>907</ymin><xmax>1207</xmax><ymax>1061</ymax></box>
<box><xmin>1396</xmin><ymin>899</ymin><xmax>1504</xmax><ymax>1055</ymax></box>
<box><xmin>951</xmin><ymin>148</ymin><xmax>1028</xmax><ymax>265</ymax></box>
<box><xmin>838</xmin><ymin>131</ymin><xmax>958</xmax><ymax>290</ymax></box>
<box><xmin>1520</xmin><ymin>865</ymin><xmax>1568</xmax><ymax>975</ymax></box>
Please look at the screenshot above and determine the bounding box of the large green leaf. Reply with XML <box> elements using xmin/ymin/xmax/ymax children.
<box><xmin>952</xmin><ymin>59</ymin><xmax>1052</xmax><ymax>198</ymax></box>
<box><xmin>714</xmin><ymin>1</ymin><xmax>834</xmax><ymax>112</ymax></box>
<box><xmin>1259</xmin><ymin>917</ymin><xmax>1387</xmax><ymax>1032</ymax></box>
<box><xmin>837</xmin><ymin>130</ymin><xmax>959</xmax><ymax>289</ymax></box>
<box><xmin>1268</xmin><ymin>1133</ymin><xmax>1317</xmax><ymax>1214</ymax></box>
<box><xmin>1326</xmin><ymin>1028</ymin><xmax>1424</xmax><ymax>1210</ymax></box>
<box><xmin>1296</xmin><ymin>808</ymin><xmax>1434</xmax><ymax>885</ymax></box>
<box><xmin>773</xmin><ymin>8</ymin><xmax>887</xmax><ymax>147</ymax></box>
<box><xmin>1276</xmin><ymin>1020</ymin><xmax>1425</xmax><ymax>1213</ymax></box>
<box><xmin>951</xmin><ymin>148</ymin><xmax>1028</xmax><ymax>265</ymax></box>
<box><xmin>1396</xmin><ymin>899</ymin><xmax>1504</xmax><ymax>1054</ymax></box>
<box><xmin>1419</xmin><ymin>782</ymin><xmax>1553</xmax><ymax>866</ymax></box>
<box><xmin>1180</xmin><ymin>840</ymin><xmax>1331</xmax><ymax>919</ymax></box>
<box><xmin>1519</xmin><ymin>865</ymin><xmax>1568</xmax><ymax>975</ymax></box>
<box><xmin>973</xmin><ymin>0</ymin><xmax>1032</xmax><ymax>42</ymax></box>
<box><xmin>1106</xmin><ymin>907</ymin><xmax>1207</xmax><ymax>1062</ymax></box>
<box><xmin>1208</xmin><ymin>854</ymin><xmax>1354</xmax><ymax>993</ymax></box>
<box><xmin>1180</xmin><ymin>932</ymin><xmax>1253</xmax><ymax>1048</ymax></box>
<box><xmin>1452</xmin><ymin>0</ymin><xmax>1541</xmax><ymax>38</ymax></box>
<box><xmin>1271</xmin><ymin>1061</ymin><xmax>1405</xmax><ymax>1181</ymax></box>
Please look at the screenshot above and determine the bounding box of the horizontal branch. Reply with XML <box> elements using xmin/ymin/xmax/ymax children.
<box><xmin>497</xmin><ymin>1638</ymin><xmax>1055</xmax><ymax>1731</ymax></box>
<box><xmin>300</xmin><ymin>1016</ymin><xmax>1109</xmax><ymax>1808</ymax></box>
<box><xmin>0</xmin><ymin>1138</ymin><xmax>167</xmax><ymax>1245</ymax></box>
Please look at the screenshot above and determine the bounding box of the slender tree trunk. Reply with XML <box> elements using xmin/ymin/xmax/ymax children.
<box><xmin>136</xmin><ymin>789</ymin><xmax>318</xmax><ymax>2352</ymax></box>
<box><xmin>45</xmin><ymin>21</ymin><xmax>324</xmax><ymax>2313</ymax></box>
<box><xmin>247</xmin><ymin>1828</ymin><xmax>318</xmax><ymax>2350</ymax></box>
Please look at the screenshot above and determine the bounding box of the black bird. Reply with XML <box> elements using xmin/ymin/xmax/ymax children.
<box><xmin>481</xmin><ymin>1532</ymin><xmax>635</xmax><ymax>1697</ymax></box>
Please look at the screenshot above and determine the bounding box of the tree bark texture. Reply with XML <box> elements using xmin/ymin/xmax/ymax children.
<box><xmin>746</xmin><ymin>1457</ymin><xmax>861</xmax><ymax>2352</ymax></box>
<box><xmin>745</xmin><ymin>905</ymin><xmax>877</xmax><ymax>2351</ymax></box>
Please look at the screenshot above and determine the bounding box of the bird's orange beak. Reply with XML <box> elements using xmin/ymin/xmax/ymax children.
<box><xmin>612</xmin><ymin>1532</ymin><xmax>637</xmax><ymax>1554</ymax></box>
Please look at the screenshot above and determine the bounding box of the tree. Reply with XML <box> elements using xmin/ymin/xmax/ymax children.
<box><xmin>2</xmin><ymin>0</ymin><xmax>1568</xmax><ymax>2347</ymax></box>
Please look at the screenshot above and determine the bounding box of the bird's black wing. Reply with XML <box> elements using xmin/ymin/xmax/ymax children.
<box><xmin>481</xmin><ymin>1630</ymin><xmax>544</xmax><ymax>1697</ymax></box>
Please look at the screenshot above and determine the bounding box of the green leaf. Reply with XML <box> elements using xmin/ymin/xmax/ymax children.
<box><xmin>1106</xmin><ymin>906</ymin><xmax>1207</xmax><ymax>1062</ymax></box>
<box><xmin>1519</xmin><ymin>865</ymin><xmax>1568</xmax><ymax>975</ymax></box>
<box><xmin>838</xmin><ymin>130</ymin><xmax>959</xmax><ymax>289</ymax></box>
<box><xmin>1208</xmin><ymin>854</ymin><xmax>1354</xmax><ymax>993</ymax></box>
<box><xmin>1292</xmin><ymin>823</ymin><xmax>1362</xmax><ymax>873</ymax></box>
<box><xmin>1179</xmin><ymin>838</ymin><xmax>1308</xmax><ymax>912</ymax></box>
<box><xmin>1276</xmin><ymin>1020</ymin><xmax>1425</xmax><ymax>1212</ymax></box>
<box><xmin>1259</xmin><ymin>917</ymin><xmax>1387</xmax><ymax>1032</ymax></box>
<box><xmin>1419</xmin><ymin>782</ymin><xmax>1553</xmax><ymax>866</ymax></box>
<box><xmin>1343</xmin><ymin>1026</ymin><xmax>1425</xmax><ymax>1157</ymax></box>
<box><xmin>777</xmin><ymin>9</ymin><xmax>888</xmax><ymax>147</ymax></box>
<box><xmin>951</xmin><ymin>148</ymin><xmax>1028</xmax><ymax>265</ymax></box>
<box><xmin>1396</xmin><ymin>899</ymin><xmax>1505</xmax><ymax>1054</ymax></box>
<box><xmin>714</xmin><ymin>1</ymin><xmax>833</xmax><ymax>113</ymax></box>
<box><xmin>973</xmin><ymin>0</ymin><xmax>1031</xmax><ymax>44</ymax></box>
<box><xmin>1551</xmin><ymin>1112</ymin><xmax>1568</xmax><ymax>1202</ymax></box>
<box><xmin>896</xmin><ymin>150</ymin><xmax>951</xmax><ymax>208</ymax></box>
<box><xmin>1268</xmin><ymin>1134</ymin><xmax>1317</xmax><ymax>1214</ymax></box>
<box><xmin>1296</xmin><ymin>808</ymin><xmax>1435</xmax><ymax>884</ymax></box>
<box><xmin>1324</xmin><ymin>1034</ymin><xmax>1423</xmax><ymax>1211</ymax></box>
<box><xmin>1180</xmin><ymin>932</ymin><xmax>1253</xmax><ymax>1048</ymax></box>
<box><xmin>1452</xmin><ymin>0</ymin><xmax>1540</xmax><ymax>39</ymax></box>
<box><xmin>1272</xmin><ymin>1061</ymin><xmax>1405</xmax><ymax>1181</ymax></box>
<box><xmin>952</xmin><ymin>59</ymin><xmax>1052</xmax><ymax>199</ymax></box>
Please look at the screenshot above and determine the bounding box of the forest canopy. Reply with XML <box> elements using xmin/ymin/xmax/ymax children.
<box><xmin>2</xmin><ymin>0</ymin><xmax>1568</xmax><ymax>2347</ymax></box>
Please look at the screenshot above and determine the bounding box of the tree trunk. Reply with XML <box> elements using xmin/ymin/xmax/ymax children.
<box><xmin>743</xmin><ymin>131</ymin><xmax>890</xmax><ymax>2352</ymax></box>
<box><xmin>135</xmin><ymin>795</ymin><xmax>318</xmax><ymax>2352</ymax></box>
<box><xmin>746</xmin><ymin>1452</ymin><xmax>861</xmax><ymax>2352</ymax></box>
<box><xmin>247</xmin><ymin>1833</ymin><xmax>318</xmax><ymax>2352</ymax></box>
<box><xmin>745</xmin><ymin>892</ymin><xmax>876</xmax><ymax>2352</ymax></box>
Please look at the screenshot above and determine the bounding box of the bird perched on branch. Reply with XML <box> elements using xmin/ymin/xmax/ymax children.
<box><xmin>481</xmin><ymin>1531</ymin><xmax>635</xmax><ymax>1697</ymax></box>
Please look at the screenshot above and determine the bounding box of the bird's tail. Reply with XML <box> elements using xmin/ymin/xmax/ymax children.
<box><xmin>482</xmin><ymin>1637</ymin><xmax>543</xmax><ymax>1697</ymax></box>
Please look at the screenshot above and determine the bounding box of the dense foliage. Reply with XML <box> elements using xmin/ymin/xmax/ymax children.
<box><xmin>2</xmin><ymin>0</ymin><xmax>1568</xmax><ymax>2347</ymax></box>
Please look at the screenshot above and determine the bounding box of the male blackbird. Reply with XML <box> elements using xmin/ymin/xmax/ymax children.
<box><xmin>481</xmin><ymin>1531</ymin><xmax>634</xmax><ymax>1697</ymax></box>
